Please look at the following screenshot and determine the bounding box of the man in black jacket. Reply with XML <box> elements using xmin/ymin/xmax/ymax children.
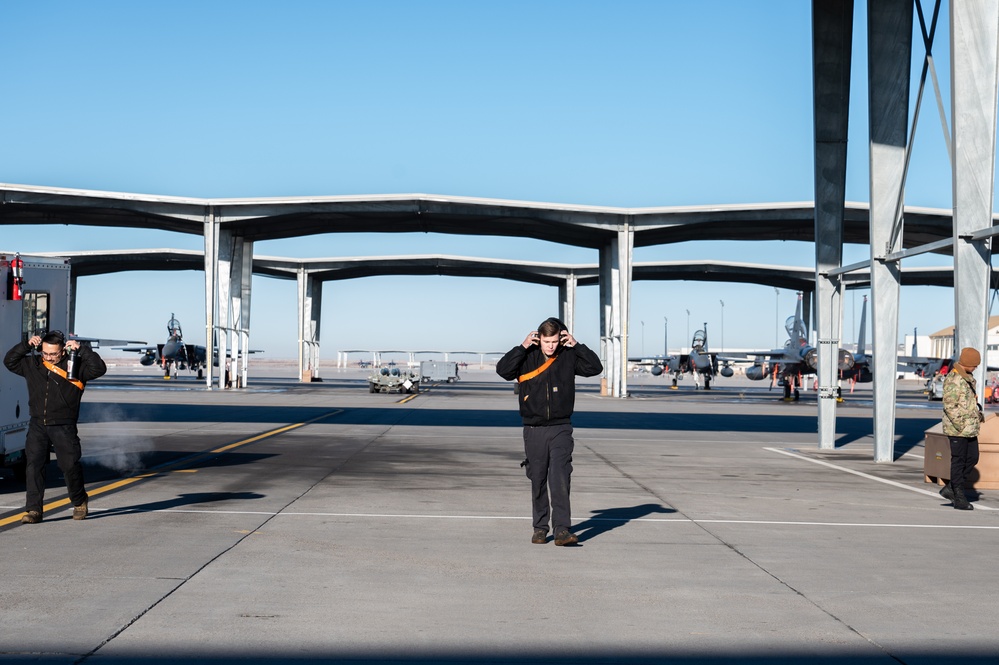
<box><xmin>4</xmin><ymin>331</ymin><xmax>107</xmax><ymax>524</ymax></box>
<box><xmin>496</xmin><ymin>317</ymin><xmax>602</xmax><ymax>546</ymax></box>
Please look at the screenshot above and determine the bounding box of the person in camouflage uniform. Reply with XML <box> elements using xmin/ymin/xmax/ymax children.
<box><xmin>941</xmin><ymin>347</ymin><xmax>984</xmax><ymax>510</ymax></box>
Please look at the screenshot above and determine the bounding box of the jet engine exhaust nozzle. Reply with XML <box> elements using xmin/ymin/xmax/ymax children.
<box><xmin>802</xmin><ymin>346</ymin><xmax>818</xmax><ymax>370</ymax></box>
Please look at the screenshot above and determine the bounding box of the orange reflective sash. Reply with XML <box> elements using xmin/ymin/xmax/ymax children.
<box><xmin>43</xmin><ymin>361</ymin><xmax>84</xmax><ymax>391</ymax></box>
<box><xmin>518</xmin><ymin>356</ymin><xmax>556</xmax><ymax>383</ymax></box>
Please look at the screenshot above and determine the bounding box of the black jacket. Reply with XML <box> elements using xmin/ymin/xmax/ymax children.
<box><xmin>496</xmin><ymin>343</ymin><xmax>602</xmax><ymax>426</ymax></box>
<box><xmin>4</xmin><ymin>341</ymin><xmax>107</xmax><ymax>425</ymax></box>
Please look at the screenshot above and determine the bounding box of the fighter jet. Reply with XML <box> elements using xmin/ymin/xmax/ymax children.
<box><xmin>722</xmin><ymin>292</ymin><xmax>854</xmax><ymax>401</ymax></box>
<box><xmin>897</xmin><ymin>327</ymin><xmax>955</xmax><ymax>380</ymax></box>
<box><xmin>838</xmin><ymin>295</ymin><xmax>873</xmax><ymax>391</ymax></box>
<box><xmin>630</xmin><ymin>324</ymin><xmax>732</xmax><ymax>390</ymax></box>
<box><xmin>119</xmin><ymin>314</ymin><xmax>207</xmax><ymax>379</ymax></box>
<box><xmin>896</xmin><ymin>325</ymin><xmax>999</xmax><ymax>399</ymax></box>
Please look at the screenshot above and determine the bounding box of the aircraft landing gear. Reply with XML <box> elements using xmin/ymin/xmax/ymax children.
<box><xmin>783</xmin><ymin>381</ymin><xmax>800</xmax><ymax>401</ymax></box>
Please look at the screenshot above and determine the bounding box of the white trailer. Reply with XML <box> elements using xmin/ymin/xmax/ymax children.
<box><xmin>0</xmin><ymin>254</ymin><xmax>71</xmax><ymax>480</ymax></box>
<box><xmin>420</xmin><ymin>360</ymin><xmax>459</xmax><ymax>383</ymax></box>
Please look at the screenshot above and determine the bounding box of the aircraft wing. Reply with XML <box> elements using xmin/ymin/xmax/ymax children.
<box><xmin>118</xmin><ymin>345</ymin><xmax>159</xmax><ymax>354</ymax></box>
<box><xmin>211</xmin><ymin>347</ymin><xmax>265</xmax><ymax>356</ymax></box>
<box><xmin>628</xmin><ymin>355</ymin><xmax>681</xmax><ymax>363</ymax></box>
<box><xmin>716</xmin><ymin>350</ymin><xmax>786</xmax><ymax>363</ymax></box>
<box><xmin>71</xmin><ymin>335</ymin><xmax>147</xmax><ymax>348</ymax></box>
<box><xmin>897</xmin><ymin>354</ymin><xmax>935</xmax><ymax>366</ymax></box>
<box><xmin>897</xmin><ymin>354</ymin><xmax>999</xmax><ymax>373</ymax></box>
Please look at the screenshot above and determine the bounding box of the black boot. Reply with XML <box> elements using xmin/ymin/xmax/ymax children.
<box><xmin>953</xmin><ymin>485</ymin><xmax>974</xmax><ymax>510</ymax></box>
<box><xmin>940</xmin><ymin>482</ymin><xmax>955</xmax><ymax>502</ymax></box>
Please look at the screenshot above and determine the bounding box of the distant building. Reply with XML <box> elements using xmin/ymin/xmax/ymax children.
<box><xmin>928</xmin><ymin>316</ymin><xmax>999</xmax><ymax>369</ymax></box>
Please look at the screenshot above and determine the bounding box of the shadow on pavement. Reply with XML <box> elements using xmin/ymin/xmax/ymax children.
<box><xmin>88</xmin><ymin>491</ymin><xmax>266</xmax><ymax>519</ymax></box>
<box><xmin>573</xmin><ymin>503</ymin><xmax>676</xmax><ymax>543</ymax></box>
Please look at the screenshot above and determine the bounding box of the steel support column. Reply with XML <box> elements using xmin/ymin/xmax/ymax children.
<box><xmin>598</xmin><ymin>244</ymin><xmax>613</xmax><ymax>396</ymax></box>
<box><xmin>559</xmin><ymin>273</ymin><xmax>577</xmax><ymax>334</ymax></box>
<box><xmin>227</xmin><ymin>236</ymin><xmax>243</xmax><ymax>388</ymax></box>
<box><xmin>203</xmin><ymin>206</ymin><xmax>218</xmax><ymax>389</ymax></box>
<box><xmin>238</xmin><ymin>239</ymin><xmax>253</xmax><ymax>388</ymax></box>
<box><xmin>951</xmin><ymin>0</ymin><xmax>999</xmax><ymax>393</ymax></box>
<box><xmin>216</xmin><ymin>228</ymin><xmax>235</xmax><ymax>390</ymax></box>
<box><xmin>617</xmin><ymin>226</ymin><xmax>633</xmax><ymax>398</ymax></box>
<box><xmin>308</xmin><ymin>274</ymin><xmax>322</xmax><ymax>379</ymax></box>
<box><xmin>598</xmin><ymin>227</ymin><xmax>633</xmax><ymax>398</ymax></box>
<box><xmin>598</xmin><ymin>246</ymin><xmax>619</xmax><ymax>397</ymax></box>
<box><xmin>868</xmin><ymin>0</ymin><xmax>912</xmax><ymax>462</ymax></box>
<box><xmin>813</xmin><ymin>0</ymin><xmax>853</xmax><ymax>449</ymax></box>
<box><xmin>297</xmin><ymin>268</ymin><xmax>323</xmax><ymax>382</ymax></box>
<box><xmin>224</xmin><ymin>236</ymin><xmax>252</xmax><ymax>389</ymax></box>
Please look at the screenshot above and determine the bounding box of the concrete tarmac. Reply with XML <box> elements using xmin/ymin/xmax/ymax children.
<box><xmin>1</xmin><ymin>366</ymin><xmax>997</xmax><ymax>665</ymax></box>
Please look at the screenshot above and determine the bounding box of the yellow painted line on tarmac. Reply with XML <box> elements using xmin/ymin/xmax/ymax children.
<box><xmin>398</xmin><ymin>382</ymin><xmax>440</xmax><ymax>403</ymax></box>
<box><xmin>209</xmin><ymin>421</ymin><xmax>309</xmax><ymax>453</ymax></box>
<box><xmin>0</xmin><ymin>409</ymin><xmax>344</xmax><ymax>529</ymax></box>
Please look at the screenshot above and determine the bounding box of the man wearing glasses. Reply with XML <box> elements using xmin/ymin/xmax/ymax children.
<box><xmin>4</xmin><ymin>331</ymin><xmax>107</xmax><ymax>523</ymax></box>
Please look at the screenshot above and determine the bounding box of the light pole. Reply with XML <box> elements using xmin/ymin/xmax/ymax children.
<box><xmin>685</xmin><ymin>309</ymin><xmax>690</xmax><ymax>353</ymax></box>
<box><xmin>641</xmin><ymin>320</ymin><xmax>645</xmax><ymax>357</ymax></box>
<box><xmin>719</xmin><ymin>300</ymin><xmax>724</xmax><ymax>352</ymax></box>
<box><xmin>664</xmin><ymin>316</ymin><xmax>668</xmax><ymax>356</ymax></box>
<box><xmin>774</xmin><ymin>288</ymin><xmax>779</xmax><ymax>348</ymax></box>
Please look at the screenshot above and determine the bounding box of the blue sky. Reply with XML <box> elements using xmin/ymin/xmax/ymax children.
<box><xmin>0</xmin><ymin>1</ymin><xmax>982</xmax><ymax>360</ymax></box>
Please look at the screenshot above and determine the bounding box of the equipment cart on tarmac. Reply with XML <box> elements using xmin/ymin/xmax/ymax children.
<box><xmin>420</xmin><ymin>361</ymin><xmax>459</xmax><ymax>383</ymax></box>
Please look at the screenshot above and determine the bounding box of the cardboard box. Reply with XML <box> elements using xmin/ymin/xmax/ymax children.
<box><xmin>925</xmin><ymin>413</ymin><xmax>999</xmax><ymax>489</ymax></box>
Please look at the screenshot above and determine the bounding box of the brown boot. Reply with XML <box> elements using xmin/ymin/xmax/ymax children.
<box><xmin>21</xmin><ymin>511</ymin><xmax>42</xmax><ymax>524</ymax></box>
<box><xmin>554</xmin><ymin>528</ymin><xmax>578</xmax><ymax>546</ymax></box>
<box><xmin>72</xmin><ymin>500</ymin><xmax>88</xmax><ymax>521</ymax></box>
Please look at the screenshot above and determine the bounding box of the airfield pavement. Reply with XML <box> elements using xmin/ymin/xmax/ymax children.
<box><xmin>1</xmin><ymin>363</ymin><xmax>998</xmax><ymax>665</ymax></box>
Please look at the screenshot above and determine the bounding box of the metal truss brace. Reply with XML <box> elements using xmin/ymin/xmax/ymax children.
<box><xmin>888</xmin><ymin>0</ymin><xmax>945</xmax><ymax>254</ymax></box>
